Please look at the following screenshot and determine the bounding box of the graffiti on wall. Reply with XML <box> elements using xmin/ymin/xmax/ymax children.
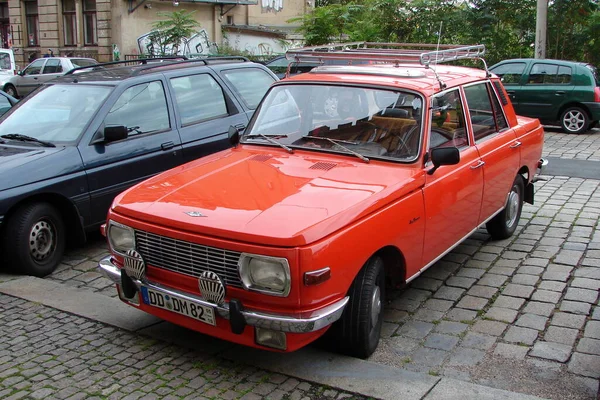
<box><xmin>137</xmin><ymin>29</ymin><xmax>219</xmax><ymax>57</ymax></box>
<box><xmin>261</xmin><ymin>0</ymin><xmax>283</xmax><ymax>12</ymax></box>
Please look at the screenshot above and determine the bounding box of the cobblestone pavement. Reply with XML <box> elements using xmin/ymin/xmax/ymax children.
<box><xmin>0</xmin><ymin>294</ymin><xmax>369</xmax><ymax>400</ymax></box>
<box><xmin>543</xmin><ymin>128</ymin><xmax>600</xmax><ymax>160</ymax></box>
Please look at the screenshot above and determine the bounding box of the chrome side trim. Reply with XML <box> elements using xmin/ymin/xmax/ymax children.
<box><xmin>98</xmin><ymin>256</ymin><xmax>348</xmax><ymax>333</ymax></box>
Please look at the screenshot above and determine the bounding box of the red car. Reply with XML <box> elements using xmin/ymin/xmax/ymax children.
<box><xmin>98</xmin><ymin>43</ymin><xmax>545</xmax><ymax>358</ymax></box>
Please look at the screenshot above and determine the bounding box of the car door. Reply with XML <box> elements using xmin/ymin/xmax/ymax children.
<box><xmin>39</xmin><ymin>58</ymin><xmax>65</xmax><ymax>84</ymax></box>
<box><xmin>489</xmin><ymin>61</ymin><xmax>528</xmax><ymax>114</ymax></box>
<box><xmin>422</xmin><ymin>88</ymin><xmax>484</xmax><ymax>267</ymax></box>
<box><xmin>16</xmin><ymin>59</ymin><xmax>46</xmax><ymax>96</ymax></box>
<box><xmin>168</xmin><ymin>71</ymin><xmax>250</xmax><ymax>163</ymax></box>
<box><xmin>518</xmin><ymin>62</ymin><xmax>574</xmax><ymax>122</ymax></box>
<box><xmin>78</xmin><ymin>79</ymin><xmax>183</xmax><ymax>225</ymax></box>
<box><xmin>463</xmin><ymin>81</ymin><xmax>520</xmax><ymax>224</ymax></box>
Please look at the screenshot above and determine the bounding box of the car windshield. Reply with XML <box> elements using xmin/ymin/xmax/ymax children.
<box><xmin>0</xmin><ymin>84</ymin><xmax>111</xmax><ymax>144</ymax></box>
<box><xmin>243</xmin><ymin>85</ymin><xmax>423</xmax><ymax>161</ymax></box>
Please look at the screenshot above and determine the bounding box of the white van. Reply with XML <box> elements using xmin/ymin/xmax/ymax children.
<box><xmin>0</xmin><ymin>48</ymin><xmax>17</xmax><ymax>76</ymax></box>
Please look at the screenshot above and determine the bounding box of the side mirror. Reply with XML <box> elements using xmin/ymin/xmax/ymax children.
<box><xmin>104</xmin><ymin>125</ymin><xmax>128</xmax><ymax>143</ymax></box>
<box><xmin>228</xmin><ymin>125</ymin><xmax>240</xmax><ymax>147</ymax></box>
<box><xmin>428</xmin><ymin>147</ymin><xmax>460</xmax><ymax>175</ymax></box>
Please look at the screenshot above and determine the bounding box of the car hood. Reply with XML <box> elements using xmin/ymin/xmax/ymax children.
<box><xmin>0</xmin><ymin>145</ymin><xmax>79</xmax><ymax>191</ymax></box>
<box><xmin>113</xmin><ymin>146</ymin><xmax>425</xmax><ymax>246</ymax></box>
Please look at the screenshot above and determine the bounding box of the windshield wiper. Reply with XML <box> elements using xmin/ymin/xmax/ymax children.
<box><xmin>301</xmin><ymin>136</ymin><xmax>369</xmax><ymax>163</ymax></box>
<box><xmin>244</xmin><ymin>133</ymin><xmax>293</xmax><ymax>154</ymax></box>
<box><xmin>1</xmin><ymin>134</ymin><xmax>56</xmax><ymax>148</ymax></box>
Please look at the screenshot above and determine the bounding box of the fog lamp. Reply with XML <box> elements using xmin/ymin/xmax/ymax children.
<box><xmin>255</xmin><ymin>327</ymin><xmax>287</xmax><ymax>350</ymax></box>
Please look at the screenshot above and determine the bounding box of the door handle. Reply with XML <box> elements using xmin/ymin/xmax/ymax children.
<box><xmin>555</xmin><ymin>91</ymin><xmax>565</xmax><ymax>95</ymax></box>
<box><xmin>161</xmin><ymin>141</ymin><xmax>175</xmax><ymax>150</ymax></box>
<box><xmin>33</xmin><ymin>77</ymin><xmax>38</xmax><ymax>80</ymax></box>
<box><xmin>510</xmin><ymin>141</ymin><xmax>522</xmax><ymax>148</ymax></box>
<box><xmin>470</xmin><ymin>160</ymin><xmax>485</xmax><ymax>169</ymax></box>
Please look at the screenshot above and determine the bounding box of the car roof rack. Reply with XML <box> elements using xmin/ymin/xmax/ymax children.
<box><xmin>285</xmin><ymin>42</ymin><xmax>488</xmax><ymax>89</ymax></box>
<box><xmin>65</xmin><ymin>55</ymin><xmax>250</xmax><ymax>76</ymax></box>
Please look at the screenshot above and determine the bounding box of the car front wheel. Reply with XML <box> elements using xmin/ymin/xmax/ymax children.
<box><xmin>3</xmin><ymin>203</ymin><xmax>66</xmax><ymax>277</ymax></box>
<box><xmin>486</xmin><ymin>175</ymin><xmax>524</xmax><ymax>240</ymax></box>
<box><xmin>560</xmin><ymin>107</ymin><xmax>589</xmax><ymax>134</ymax></box>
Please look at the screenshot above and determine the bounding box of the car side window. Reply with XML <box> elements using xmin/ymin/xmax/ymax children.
<box><xmin>170</xmin><ymin>74</ymin><xmax>228</xmax><ymax>126</ymax></box>
<box><xmin>528</xmin><ymin>63</ymin><xmax>559</xmax><ymax>84</ymax></box>
<box><xmin>429</xmin><ymin>89</ymin><xmax>468</xmax><ymax>150</ymax></box>
<box><xmin>23</xmin><ymin>59</ymin><xmax>45</xmax><ymax>75</ymax></box>
<box><xmin>105</xmin><ymin>81</ymin><xmax>170</xmax><ymax>135</ymax></box>
<box><xmin>221</xmin><ymin>68</ymin><xmax>276</xmax><ymax>110</ymax></box>
<box><xmin>464</xmin><ymin>83</ymin><xmax>502</xmax><ymax>142</ymax></box>
<box><xmin>557</xmin><ymin>66</ymin><xmax>572</xmax><ymax>84</ymax></box>
<box><xmin>43</xmin><ymin>59</ymin><xmax>63</xmax><ymax>74</ymax></box>
<box><xmin>0</xmin><ymin>95</ymin><xmax>12</xmax><ymax>116</ymax></box>
<box><xmin>491</xmin><ymin>62</ymin><xmax>526</xmax><ymax>84</ymax></box>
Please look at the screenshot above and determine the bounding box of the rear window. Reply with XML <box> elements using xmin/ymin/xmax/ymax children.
<box><xmin>221</xmin><ymin>68</ymin><xmax>276</xmax><ymax>109</ymax></box>
<box><xmin>585</xmin><ymin>64</ymin><xmax>599</xmax><ymax>86</ymax></box>
<box><xmin>71</xmin><ymin>59</ymin><xmax>97</xmax><ymax>68</ymax></box>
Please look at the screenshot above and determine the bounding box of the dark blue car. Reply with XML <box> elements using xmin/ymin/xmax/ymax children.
<box><xmin>0</xmin><ymin>57</ymin><xmax>277</xmax><ymax>276</ymax></box>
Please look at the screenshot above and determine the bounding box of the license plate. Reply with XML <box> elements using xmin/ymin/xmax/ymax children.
<box><xmin>141</xmin><ymin>286</ymin><xmax>216</xmax><ymax>326</ymax></box>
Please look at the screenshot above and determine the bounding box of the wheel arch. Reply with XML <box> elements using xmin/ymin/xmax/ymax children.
<box><xmin>3</xmin><ymin>193</ymin><xmax>86</xmax><ymax>246</ymax></box>
<box><xmin>372</xmin><ymin>245</ymin><xmax>406</xmax><ymax>290</ymax></box>
<box><xmin>557</xmin><ymin>102</ymin><xmax>591</xmax><ymax>122</ymax></box>
<box><xmin>517</xmin><ymin>166</ymin><xmax>534</xmax><ymax>205</ymax></box>
<box><xmin>3</xmin><ymin>83</ymin><xmax>17</xmax><ymax>96</ymax></box>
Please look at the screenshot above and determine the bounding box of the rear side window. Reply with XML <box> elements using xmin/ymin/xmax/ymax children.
<box><xmin>557</xmin><ymin>66</ymin><xmax>572</xmax><ymax>84</ymax></box>
<box><xmin>464</xmin><ymin>83</ymin><xmax>503</xmax><ymax>142</ymax></box>
<box><xmin>171</xmin><ymin>74</ymin><xmax>228</xmax><ymax>126</ymax></box>
<box><xmin>528</xmin><ymin>63</ymin><xmax>559</xmax><ymax>84</ymax></box>
<box><xmin>43</xmin><ymin>59</ymin><xmax>63</xmax><ymax>74</ymax></box>
<box><xmin>71</xmin><ymin>59</ymin><xmax>96</xmax><ymax>68</ymax></box>
<box><xmin>491</xmin><ymin>62</ymin><xmax>526</xmax><ymax>84</ymax></box>
<box><xmin>221</xmin><ymin>68</ymin><xmax>276</xmax><ymax>109</ymax></box>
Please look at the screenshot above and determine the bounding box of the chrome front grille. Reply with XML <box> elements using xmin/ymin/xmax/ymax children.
<box><xmin>135</xmin><ymin>230</ymin><xmax>243</xmax><ymax>288</ymax></box>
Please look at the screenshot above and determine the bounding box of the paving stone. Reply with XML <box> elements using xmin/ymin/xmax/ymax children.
<box><xmin>560</xmin><ymin>300</ymin><xmax>592</xmax><ymax>315</ymax></box>
<box><xmin>433</xmin><ymin>286</ymin><xmax>465</xmax><ymax>301</ymax></box>
<box><xmin>584</xmin><ymin>321</ymin><xmax>600</xmax><ymax>339</ymax></box>
<box><xmin>461</xmin><ymin>332</ymin><xmax>496</xmax><ymax>350</ymax></box>
<box><xmin>424</xmin><ymin>334</ymin><xmax>460</xmax><ymax>351</ymax></box>
<box><xmin>455</xmin><ymin>295</ymin><xmax>488</xmax><ymax>311</ymax></box>
<box><xmin>568</xmin><ymin>353</ymin><xmax>600</xmax><ymax>378</ymax></box>
<box><xmin>530</xmin><ymin>341</ymin><xmax>572</xmax><ymax>362</ymax></box>
<box><xmin>516</xmin><ymin>266</ymin><xmax>544</xmax><ymax>276</ymax></box>
<box><xmin>466</xmin><ymin>285</ymin><xmax>498</xmax><ymax>299</ymax></box>
<box><xmin>503</xmin><ymin>326</ymin><xmax>538</xmax><ymax>346</ymax></box>
<box><xmin>544</xmin><ymin>326</ymin><xmax>578</xmax><ymax>346</ymax></box>
<box><xmin>400</xmin><ymin>288</ymin><xmax>432</xmax><ymax>302</ymax></box>
<box><xmin>409</xmin><ymin>347</ymin><xmax>448</xmax><ymax>367</ymax></box>
<box><xmin>389</xmin><ymin>336</ymin><xmax>421</xmax><ymax>356</ymax></box>
<box><xmin>511</xmin><ymin>274</ymin><xmax>539</xmax><ymax>286</ymax></box>
<box><xmin>424</xmin><ymin>299</ymin><xmax>454</xmax><ymax>312</ymax></box>
<box><xmin>390</xmin><ymin>298</ymin><xmax>421</xmax><ymax>312</ymax></box>
<box><xmin>538</xmin><ymin>280</ymin><xmax>567</xmax><ymax>292</ymax></box>
<box><xmin>444</xmin><ymin>308</ymin><xmax>477</xmax><ymax>322</ymax></box>
<box><xmin>383</xmin><ymin>309</ymin><xmax>409</xmax><ymax>323</ymax></box>
<box><xmin>446</xmin><ymin>347</ymin><xmax>485</xmax><ymax>367</ymax></box>
<box><xmin>413</xmin><ymin>309</ymin><xmax>444</xmax><ymax>323</ymax></box>
<box><xmin>502</xmin><ymin>284</ymin><xmax>535</xmax><ymax>299</ymax></box>
<box><xmin>488</xmin><ymin>267</ymin><xmax>516</xmax><ymax>276</ymax></box>
<box><xmin>492</xmin><ymin>295</ymin><xmax>525</xmax><ymax>310</ymax></box>
<box><xmin>553</xmin><ymin>250</ymin><xmax>583</xmax><ymax>266</ymax></box>
<box><xmin>551</xmin><ymin>312</ymin><xmax>586</xmax><ymax>330</ymax></box>
<box><xmin>493</xmin><ymin>343</ymin><xmax>528</xmax><ymax>360</ymax></box>
<box><xmin>515</xmin><ymin>314</ymin><xmax>548</xmax><ymax>331</ymax></box>
<box><xmin>542</xmin><ymin>265</ymin><xmax>573</xmax><ymax>282</ymax></box>
<box><xmin>397</xmin><ymin>320</ymin><xmax>434</xmax><ymax>340</ymax></box>
<box><xmin>433</xmin><ymin>321</ymin><xmax>468</xmax><ymax>336</ymax></box>
<box><xmin>564</xmin><ymin>288</ymin><xmax>598</xmax><ymax>304</ymax></box>
<box><xmin>593</xmin><ymin>307</ymin><xmax>600</xmax><ymax>320</ymax></box>
<box><xmin>571</xmin><ymin>278</ymin><xmax>600</xmax><ymax>290</ymax></box>
<box><xmin>485</xmin><ymin>307</ymin><xmax>518</xmax><ymax>323</ymax></box>
<box><xmin>472</xmin><ymin>320</ymin><xmax>508</xmax><ymax>337</ymax></box>
<box><xmin>522</xmin><ymin>301</ymin><xmax>555</xmax><ymax>317</ymax></box>
<box><xmin>531</xmin><ymin>289</ymin><xmax>562</xmax><ymax>304</ymax></box>
<box><xmin>457</xmin><ymin>268</ymin><xmax>486</xmax><ymax>279</ymax></box>
<box><xmin>574</xmin><ymin>267</ymin><xmax>600</xmax><ymax>279</ymax></box>
<box><xmin>576</xmin><ymin>338</ymin><xmax>600</xmax><ymax>355</ymax></box>
<box><xmin>446</xmin><ymin>276</ymin><xmax>476</xmax><ymax>289</ymax></box>
<box><xmin>411</xmin><ymin>278</ymin><xmax>444</xmax><ymax>292</ymax></box>
<box><xmin>478</xmin><ymin>273</ymin><xmax>509</xmax><ymax>287</ymax></box>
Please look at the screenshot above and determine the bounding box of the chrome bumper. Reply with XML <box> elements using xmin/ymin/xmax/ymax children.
<box><xmin>98</xmin><ymin>256</ymin><xmax>348</xmax><ymax>333</ymax></box>
<box><xmin>533</xmin><ymin>158</ymin><xmax>548</xmax><ymax>182</ymax></box>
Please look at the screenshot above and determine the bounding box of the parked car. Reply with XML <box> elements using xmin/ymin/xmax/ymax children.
<box><xmin>489</xmin><ymin>58</ymin><xmax>600</xmax><ymax>134</ymax></box>
<box><xmin>0</xmin><ymin>90</ymin><xmax>18</xmax><ymax>116</ymax></box>
<box><xmin>1</xmin><ymin>57</ymin><xmax>98</xmax><ymax>98</ymax></box>
<box><xmin>0</xmin><ymin>57</ymin><xmax>278</xmax><ymax>277</ymax></box>
<box><xmin>0</xmin><ymin>48</ymin><xmax>18</xmax><ymax>77</ymax></box>
<box><xmin>263</xmin><ymin>55</ymin><xmax>321</xmax><ymax>78</ymax></box>
<box><xmin>98</xmin><ymin>43</ymin><xmax>545</xmax><ymax>358</ymax></box>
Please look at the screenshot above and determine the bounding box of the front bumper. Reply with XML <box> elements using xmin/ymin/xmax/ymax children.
<box><xmin>98</xmin><ymin>256</ymin><xmax>348</xmax><ymax>334</ymax></box>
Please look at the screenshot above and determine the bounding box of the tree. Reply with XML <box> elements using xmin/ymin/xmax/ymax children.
<box><xmin>147</xmin><ymin>10</ymin><xmax>201</xmax><ymax>56</ymax></box>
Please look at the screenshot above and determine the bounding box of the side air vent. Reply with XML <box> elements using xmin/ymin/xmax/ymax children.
<box><xmin>309</xmin><ymin>162</ymin><xmax>337</xmax><ymax>171</ymax></box>
<box><xmin>250</xmin><ymin>154</ymin><xmax>273</xmax><ymax>162</ymax></box>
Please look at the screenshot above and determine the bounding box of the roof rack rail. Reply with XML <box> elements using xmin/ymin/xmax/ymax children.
<box><xmin>64</xmin><ymin>56</ymin><xmax>188</xmax><ymax>75</ymax></box>
<box><xmin>285</xmin><ymin>42</ymin><xmax>486</xmax><ymax>67</ymax></box>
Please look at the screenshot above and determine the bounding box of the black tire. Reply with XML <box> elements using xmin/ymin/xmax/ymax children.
<box><xmin>560</xmin><ymin>106</ymin><xmax>589</xmax><ymax>134</ymax></box>
<box><xmin>3</xmin><ymin>84</ymin><xmax>17</xmax><ymax>98</ymax></box>
<box><xmin>486</xmin><ymin>175</ymin><xmax>524</xmax><ymax>240</ymax></box>
<box><xmin>331</xmin><ymin>256</ymin><xmax>385</xmax><ymax>359</ymax></box>
<box><xmin>3</xmin><ymin>203</ymin><xmax>66</xmax><ymax>277</ymax></box>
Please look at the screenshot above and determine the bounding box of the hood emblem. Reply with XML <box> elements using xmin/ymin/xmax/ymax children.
<box><xmin>185</xmin><ymin>211</ymin><xmax>207</xmax><ymax>217</ymax></box>
<box><xmin>198</xmin><ymin>271</ymin><xmax>226</xmax><ymax>305</ymax></box>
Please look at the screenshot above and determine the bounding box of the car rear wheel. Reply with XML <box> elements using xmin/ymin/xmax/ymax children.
<box><xmin>3</xmin><ymin>84</ymin><xmax>17</xmax><ymax>98</ymax></box>
<box><xmin>3</xmin><ymin>203</ymin><xmax>66</xmax><ymax>277</ymax></box>
<box><xmin>560</xmin><ymin>107</ymin><xmax>589</xmax><ymax>134</ymax></box>
<box><xmin>331</xmin><ymin>256</ymin><xmax>385</xmax><ymax>359</ymax></box>
<box><xmin>486</xmin><ymin>175</ymin><xmax>524</xmax><ymax>240</ymax></box>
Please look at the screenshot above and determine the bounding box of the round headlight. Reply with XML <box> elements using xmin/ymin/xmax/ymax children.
<box><xmin>107</xmin><ymin>221</ymin><xmax>135</xmax><ymax>254</ymax></box>
<box><xmin>239</xmin><ymin>254</ymin><xmax>290</xmax><ymax>297</ymax></box>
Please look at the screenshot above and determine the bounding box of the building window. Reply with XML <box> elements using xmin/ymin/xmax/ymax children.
<box><xmin>62</xmin><ymin>0</ymin><xmax>76</xmax><ymax>46</ymax></box>
<box><xmin>83</xmin><ymin>0</ymin><xmax>97</xmax><ymax>45</ymax></box>
<box><xmin>24</xmin><ymin>0</ymin><xmax>39</xmax><ymax>47</ymax></box>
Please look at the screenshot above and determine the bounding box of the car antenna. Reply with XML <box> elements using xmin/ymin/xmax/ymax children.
<box><xmin>432</xmin><ymin>22</ymin><xmax>447</xmax><ymax>91</ymax></box>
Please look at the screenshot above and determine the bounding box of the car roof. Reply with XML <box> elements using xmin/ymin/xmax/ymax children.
<box><xmin>491</xmin><ymin>58</ymin><xmax>590</xmax><ymax>68</ymax></box>
<box><xmin>282</xmin><ymin>63</ymin><xmax>490</xmax><ymax>97</ymax></box>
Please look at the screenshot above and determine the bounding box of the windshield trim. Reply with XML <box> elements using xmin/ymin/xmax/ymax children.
<box><xmin>242</xmin><ymin>82</ymin><xmax>425</xmax><ymax>164</ymax></box>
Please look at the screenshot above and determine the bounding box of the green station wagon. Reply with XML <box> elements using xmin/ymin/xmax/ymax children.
<box><xmin>490</xmin><ymin>58</ymin><xmax>600</xmax><ymax>134</ymax></box>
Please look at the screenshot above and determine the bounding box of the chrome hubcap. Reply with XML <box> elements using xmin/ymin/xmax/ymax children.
<box><xmin>29</xmin><ymin>219</ymin><xmax>56</xmax><ymax>261</ymax></box>
<box><xmin>563</xmin><ymin>111</ymin><xmax>585</xmax><ymax>132</ymax></box>
<box><xmin>505</xmin><ymin>189</ymin><xmax>520</xmax><ymax>228</ymax></box>
<box><xmin>370</xmin><ymin>285</ymin><xmax>382</xmax><ymax>327</ymax></box>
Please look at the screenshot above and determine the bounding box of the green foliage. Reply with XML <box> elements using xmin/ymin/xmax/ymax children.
<box><xmin>148</xmin><ymin>10</ymin><xmax>201</xmax><ymax>56</ymax></box>
<box><xmin>293</xmin><ymin>0</ymin><xmax>600</xmax><ymax>66</ymax></box>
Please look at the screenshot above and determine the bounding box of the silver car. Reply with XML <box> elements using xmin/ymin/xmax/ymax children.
<box><xmin>1</xmin><ymin>57</ymin><xmax>97</xmax><ymax>98</ymax></box>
